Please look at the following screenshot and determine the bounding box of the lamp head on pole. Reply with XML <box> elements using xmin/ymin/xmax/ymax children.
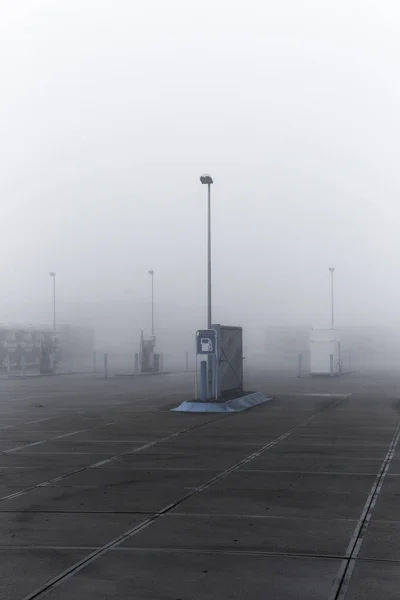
<box><xmin>329</xmin><ymin>267</ymin><xmax>335</xmax><ymax>274</ymax></box>
<box><xmin>148</xmin><ymin>270</ymin><xmax>154</xmax><ymax>277</ymax></box>
<box><xmin>49</xmin><ymin>272</ymin><xmax>55</xmax><ymax>277</ymax></box>
<box><xmin>200</xmin><ymin>174</ymin><xmax>213</xmax><ymax>185</ymax></box>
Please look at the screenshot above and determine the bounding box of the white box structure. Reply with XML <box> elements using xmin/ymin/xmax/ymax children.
<box><xmin>310</xmin><ymin>329</ymin><xmax>341</xmax><ymax>376</ymax></box>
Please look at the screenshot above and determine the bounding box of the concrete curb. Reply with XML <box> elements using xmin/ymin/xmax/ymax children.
<box><xmin>0</xmin><ymin>371</ymin><xmax>92</xmax><ymax>379</ymax></box>
<box><xmin>171</xmin><ymin>392</ymin><xmax>272</xmax><ymax>413</ymax></box>
<box><xmin>114</xmin><ymin>372</ymin><xmax>167</xmax><ymax>378</ymax></box>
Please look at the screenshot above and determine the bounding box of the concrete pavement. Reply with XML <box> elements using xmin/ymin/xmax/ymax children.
<box><xmin>0</xmin><ymin>371</ymin><xmax>399</xmax><ymax>598</ymax></box>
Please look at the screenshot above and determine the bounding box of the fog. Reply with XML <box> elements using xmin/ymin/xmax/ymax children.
<box><xmin>2</xmin><ymin>1</ymin><xmax>400</xmax><ymax>356</ymax></box>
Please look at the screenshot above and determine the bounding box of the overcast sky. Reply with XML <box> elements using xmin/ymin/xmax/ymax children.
<box><xmin>1</xmin><ymin>0</ymin><xmax>400</xmax><ymax>349</ymax></box>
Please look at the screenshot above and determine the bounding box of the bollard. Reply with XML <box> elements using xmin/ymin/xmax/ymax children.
<box><xmin>330</xmin><ymin>354</ymin><xmax>334</xmax><ymax>377</ymax></box>
<box><xmin>297</xmin><ymin>353</ymin><xmax>303</xmax><ymax>378</ymax></box>
<box><xmin>200</xmin><ymin>360</ymin><xmax>207</xmax><ymax>402</ymax></box>
<box><xmin>185</xmin><ymin>351</ymin><xmax>189</xmax><ymax>371</ymax></box>
<box><xmin>134</xmin><ymin>352</ymin><xmax>139</xmax><ymax>373</ymax></box>
<box><xmin>93</xmin><ymin>351</ymin><xmax>97</xmax><ymax>373</ymax></box>
<box><xmin>104</xmin><ymin>352</ymin><xmax>108</xmax><ymax>379</ymax></box>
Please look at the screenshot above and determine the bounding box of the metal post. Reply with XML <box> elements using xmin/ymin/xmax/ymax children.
<box><xmin>139</xmin><ymin>330</ymin><xmax>143</xmax><ymax>374</ymax></box>
<box><xmin>53</xmin><ymin>275</ymin><xmax>56</xmax><ymax>333</ymax></box>
<box><xmin>329</xmin><ymin>267</ymin><xmax>335</xmax><ymax>329</ymax></box>
<box><xmin>104</xmin><ymin>352</ymin><xmax>108</xmax><ymax>379</ymax></box>
<box><xmin>134</xmin><ymin>352</ymin><xmax>139</xmax><ymax>373</ymax></box>
<box><xmin>148</xmin><ymin>270</ymin><xmax>155</xmax><ymax>338</ymax></box>
<box><xmin>49</xmin><ymin>272</ymin><xmax>56</xmax><ymax>333</ymax></box>
<box><xmin>93</xmin><ymin>351</ymin><xmax>97</xmax><ymax>373</ymax></box>
<box><xmin>200</xmin><ymin>175</ymin><xmax>214</xmax><ymax>399</ymax></box>
<box><xmin>297</xmin><ymin>353</ymin><xmax>303</xmax><ymax>378</ymax></box>
<box><xmin>214</xmin><ymin>352</ymin><xmax>219</xmax><ymax>400</ymax></box>
<box><xmin>330</xmin><ymin>353</ymin><xmax>334</xmax><ymax>377</ymax></box>
<box><xmin>207</xmin><ymin>183</ymin><xmax>213</xmax><ymax>398</ymax></box>
<box><xmin>185</xmin><ymin>351</ymin><xmax>189</xmax><ymax>371</ymax></box>
<box><xmin>21</xmin><ymin>354</ymin><xmax>26</xmax><ymax>378</ymax></box>
<box><xmin>151</xmin><ymin>273</ymin><xmax>154</xmax><ymax>337</ymax></box>
<box><xmin>200</xmin><ymin>360</ymin><xmax>207</xmax><ymax>402</ymax></box>
<box><xmin>207</xmin><ymin>183</ymin><xmax>212</xmax><ymax>329</ymax></box>
<box><xmin>159</xmin><ymin>352</ymin><xmax>164</xmax><ymax>373</ymax></box>
<box><xmin>349</xmin><ymin>349</ymin><xmax>352</xmax><ymax>372</ymax></box>
<box><xmin>194</xmin><ymin>355</ymin><xmax>198</xmax><ymax>401</ymax></box>
<box><xmin>6</xmin><ymin>354</ymin><xmax>10</xmax><ymax>377</ymax></box>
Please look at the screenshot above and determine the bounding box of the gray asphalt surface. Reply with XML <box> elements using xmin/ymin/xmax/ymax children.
<box><xmin>0</xmin><ymin>369</ymin><xmax>399</xmax><ymax>599</ymax></box>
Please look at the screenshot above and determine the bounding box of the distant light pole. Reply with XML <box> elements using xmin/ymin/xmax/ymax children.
<box><xmin>49</xmin><ymin>272</ymin><xmax>56</xmax><ymax>332</ymax></box>
<box><xmin>148</xmin><ymin>270</ymin><xmax>155</xmax><ymax>337</ymax></box>
<box><xmin>200</xmin><ymin>174</ymin><xmax>213</xmax><ymax>328</ymax></box>
<box><xmin>329</xmin><ymin>267</ymin><xmax>335</xmax><ymax>329</ymax></box>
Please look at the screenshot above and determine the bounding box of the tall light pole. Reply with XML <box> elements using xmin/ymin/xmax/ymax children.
<box><xmin>49</xmin><ymin>272</ymin><xmax>56</xmax><ymax>332</ymax></box>
<box><xmin>148</xmin><ymin>270</ymin><xmax>155</xmax><ymax>337</ymax></box>
<box><xmin>329</xmin><ymin>267</ymin><xmax>335</xmax><ymax>329</ymax></box>
<box><xmin>200</xmin><ymin>174</ymin><xmax>213</xmax><ymax>398</ymax></box>
<box><xmin>200</xmin><ymin>175</ymin><xmax>213</xmax><ymax>328</ymax></box>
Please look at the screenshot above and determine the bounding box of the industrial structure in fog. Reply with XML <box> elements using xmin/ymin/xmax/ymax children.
<box><xmin>264</xmin><ymin>325</ymin><xmax>400</xmax><ymax>373</ymax></box>
<box><xmin>0</xmin><ymin>323</ymin><xmax>94</xmax><ymax>369</ymax></box>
